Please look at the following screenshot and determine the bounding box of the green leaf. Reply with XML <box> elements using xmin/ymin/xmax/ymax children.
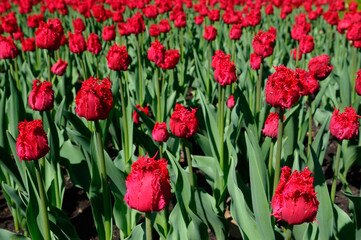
<box><xmin>245</xmin><ymin>132</ymin><xmax>274</xmax><ymax>240</ymax></box>
<box><xmin>344</xmin><ymin>192</ymin><xmax>361</xmax><ymax>240</ymax></box>
<box><xmin>125</xmin><ymin>223</ymin><xmax>145</xmax><ymax>240</ymax></box>
<box><xmin>48</xmin><ymin>206</ymin><xmax>80</xmax><ymax>240</ymax></box>
<box><xmin>333</xmin><ymin>204</ymin><xmax>355</xmax><ymax>240</ymax></box>
<box><xmin>307</xmin><ymin>147</ymin><xmax>334</xmax><ymax>240</ymax></box>
<box><xmin>60</xmin><ymin>140</ymin><xmax>91</xmax><ymax>191</ymax></box>
<box><xmin>227</xmin><ymin>157</ymin><xmax>263</xmax><ymax>240</ymax></box>
<box><xmin>168</xmin><ymin>203</ymin><xmax>189</xmax><ymax>240</ymax></box>
<box><xmin>0</xmin><ymin>229</ymin><xmax>30</xmax><ymax>239</ymax></box>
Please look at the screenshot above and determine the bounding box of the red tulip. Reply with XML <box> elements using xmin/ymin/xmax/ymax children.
<box><xmin>68</xmin><ymin>32</ymin><xmax>86</xmax><ymax>54</ymax></box>
<box><xmin>194</xmin><ymin>15</ymin><xmax>204</xmax><ymax>25</ymax></box>
<box><xmin>147</xmin><ymin>39</ymin><xmax>165</xmax><ymax>66</ymax></box>
<box><xmin>1</xmin><ymin>12</ymin><xmax>18</xmax><ymax>33</ymax></box>
<box><xmin>308</xmin><ymin>55</ymin><xmax>333</xmax><ymax>80</ymax></box>
<box><xmin>329</xmin><ymin>106</ymin><xmax>360</xmax><ymax>140</ymax></box>
<box><xmin>346</xmin><ymin>23</ymin><xmax>361</xmax><ymax>41</ymax></box>
<box><xmin>203</xmin><ymin>25</ymin><xmax>217</xmax><ymax>41</ymax></box>
<box><xmin>227</xmin><ymin>95</ymin><xmax>235</xmax><ymax>109</ymax></box>
<box><xmin>0</xmin><ymin>36</ymin><xmax>19</xmax><ymax>59</ymax></box>
<box><xmin>106</xmin><ymin>44</ymin><xmax>130</xmax><ymax>71</ymax></box>
<box><xmin>149</xmin><ymin>24</ymin><xmax>160</xmax><ymax>37</ymax></box>
<box><xmin>271</xmin><ymin>166</ymin><xmax>319</xmax><ymax>225</ymax></box>
<box><xmin>170</xmin><ymin>104</ymin><xmax>199</xmax><ymax>138</ymax></box>
<box><xmin>22</xmin><ymin>38</ymin><xmax>36</xmax><ymax>52</ymax></box>
<box><xmin>250</xmin><ymin>53</ymin><xmax>262</xmax><ymax>70</ymax></box>
<box><xmin>208</xmin><ymin>9</ymin><xmax>220</xmax><ymax>22</ymax></box>
<box><xmin>229</xmin><ymin>24</ymin><xmax>242</xmax><ymax>40</ymax></box>
<box><xmin>142</xmin><ymin>5</ymin><xmax>158</xmax><ymax>19</ymax></box>
<box><xmin>124</xmin><ymin>154</ymin><xmax>171</xmax><ymax>212</ymax></box>
<box><xmin>299</xmin><ymin>35</ymin><xmax>314</xmax><ymax>54</ymax></box>
<box><xmin>160</xmin><ymin>49</ymin><xmax>180</xmax><ymax>70</ymax></box>
<box><xmin>27</xmin><ymin>14</ymin><xmax>44</xmax><ymax>28</ymax></box>
<box><xmin>35</xmin><ymin>18</ymin><xmax>64</xmax><ymax>51</ymax></box>
<box><xmin>16</xmin><ymin>120</ymin><xmax>50</xmax><ymax>161</ymax></box>
<box><xmin>51</xmin><ymin>58</ymin><xmax>68</xmax><ymax>76</ymax></box>
<box><xmin>87</xmin><ymin>33</ymin><xmax>102</xmax><ymax>55</ymax></box>
<box><xmin>133</xmin><ymin>105</ymin><xmax>149</xmax><ymax>124</ymax></box>
<box><xmin>75</xmin><ymin>77</ymin><xmax>113</xmax><ymax>121</ymax></box>
<box><xmin>174</xmin><ymin>12</ymin><xmax>187</xmax><ymax>28</ymax></box>
<box><xmin>102</xmin><ymin>25</ymin><xmax>116</xmax><ymax>41</ymax></box>
<box><xmin>291</xmin><ymin>48</ymin><xmax>302</xmax><ymax>61</ymax></box>
<box><xmin>72</xmin><ymin>18</ymin><xmax>85</xmax><ymax>33</ymax></box>
<box><xmin>159</xmin><ymin>19</ymin><xmax>170</xmax><ymax>33</ymax></box>
<box><xmin>212</xmin><ymin>50</ymin><xmax>231</xmax><ymax>69</ymax></box>
<box><xmin>263</xmin><ymin>112</ymin><xmax>283</xmax><ymax>138</ymax></box>
<box><xmin>252</xmin><ymin>30</ymin><xmax>276</xmax><ymax>59</ymax></box>
<box><xmin>265</xmin><ymin>66</ymin><xmax>300</xmax><ymax>109</ymax></box>
<box><xmin>28</xmin><ymin>79</ymin><xmax>54</xmax><ymax>111</ymax></box>
<box><xmin>295</xmin><ymin>69</ymin><xmax>319</xmax><ymax>96</ymax></box>
<box><xmin>127</xmin><ymin>12</ymin><xmax>146</xmax><ymax>34</ymax></box>
<box><xmin>152</xmin><ymin>122</ymin><xmax>170</xmax><ymax>142</ymax></box>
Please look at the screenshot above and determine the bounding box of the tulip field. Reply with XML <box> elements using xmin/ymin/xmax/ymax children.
<box><xmin>2</xmin><ymin>0</ymin><xmax>361</xmax><ymax>239</ymax></box>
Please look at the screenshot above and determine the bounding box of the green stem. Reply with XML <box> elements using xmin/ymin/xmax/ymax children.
<box><xmin>285</xmin><ymin>224</ymin><xmax>293</xmax><ymax>240</ymax></box>
<box><xmin>331</xmin><ymin>142</ymin><xmax>342</xmax><ymax>204</ymax></box>
<box><xmin>34</xmin><ymin>160</ymin><xmax>51</xmax><ymax>240</ymax></box>
<box><xmin>219</xmin><ymin>85</ymin><xmax>225</xmax><ymax>171</ymax></box>
<box><xmin>47</xmin><ymin>51</ymin><xmax>51</xmax><ymax>83</ymax></box>
<box><xmin>94</xmin><ymin>121</ymin><xmax>112</xmax><ymax>240</ymax></box>
<box><xmin>295</xmin><ymin>42</ymin><xmax>300</xmax><ymax>68</ymax></box>
<box><xmin>184</xmin><ymin>139</ymin><xmax>194</xmax><ymax>191</ymax></box>
<box><xmin>273</xmin><ymin>109</ymin><xmax>284</xmax><ymax>193</ymax></box>
<box><xmin>145</xmin><ymin>212</ymin><xmax>153</xmax><ymax>240</ymax></box>
<box><xmin>156</xmin><ymin>68</ymin><xmax>161</xmax><ymax>122</ymax></box>
<box><xmin>256</xmin><ymin>59</ymin><xmax>264</xmax><ymax>116</ymax></box>
<box><xmin>96</xmin><ymin>57</ymin><xmax>99</xmax><ymax>78</ymax></box>
<box><xmin>79</xmin><ymin>55</ymin><xmax>87</xmax><ymax>80</ymax></box>
<box><xmin>352</xmin><ymin>47</ymin><xmax>357</xmax><ymax>102</ymax></box>
<box><xmin>307</xmin><ymin>97</ymin><xmax>313</xmax><ymax>157</ymax></box>
<box><xmin>36</xmin><ymin>47</ymin><xmax>40</xmax><ymax>69</ymax></box>
<box><xmin>13</xmin><ymin>59</ymin><xmax>20</xmax><ymax>91</ymax></box>
<box><xmin>268</xmin><ymin>140</ymin><xmax>275</xmax><ymax>177</ymax></box>
<box><xmin>207</xmin><ymin>42</ymin><xmax>211</xmax><ymax>99</ymax></box>
<box><xmin>119</xmin><ymin>73</ymin><xmax>130</xmax><ymax>170</ymax></box>
<box><xmin>136</xmin><ymin>35</ymin><xmax>143</xmax><ymax>105</ymax></box>
<box><xmin>54</xmin><ymin>164</ymin><xmax>61</xmax><ymax>208</ymax></box>
<box><xmin>11</xmin><ymin>207</ymin><xmax>19</xmax><ymax>231</ymax></box>
<box><xmin>232</xmin><ymin>40</ymin><xmax>235</xmax><ymax>62</ymax></box>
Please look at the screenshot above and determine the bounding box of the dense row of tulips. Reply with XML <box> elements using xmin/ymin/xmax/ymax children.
<box><xmin>0</xmin><ymin>0</ymin><xmax>361</xmax><ymax>239</ymax></box>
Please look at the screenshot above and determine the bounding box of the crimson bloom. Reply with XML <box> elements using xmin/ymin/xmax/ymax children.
<box><xmin>51</xmin><ymin>58</ymin><xmax>68</xmax><ymax>76</ymax></box>
<box><xmin>159</xmin><ymin>19</ymin><xmax>170</xmax><ymax>33</ymax></box>
<box><xmin>299</xmin><ymin>35</ymin><xmax>314</xmax><ymax>54</ymax></box>
<box><xmin>87</xmin><ymin>33</ymin><xmax>102</xmax><ymax>55</ymax></box>
<box><xmin>102</xmin><ymin>25</ymin><xmax>116</xmax><ymax>41</ymax></box>
<box><xmin>295</xmin><ymin>69</ymin><xmax>319</xmax><ymax>96</ymax></box>
<box><xmin>22</xmin><ymin>38</ymin><xmax>36</xmax><ymax>52</ymax></box>
<box><xmin>152</xmin><ymin>122</ymin><xmax>170</xmax><ymax>142</ymax></box>
<box><xmin>203</xmin><ymin>25</ymin><xmax>217</xmax><ymax>41</ymax></box>
<box><xmin>346</xmin><ymin>23</ymin><xmax>361</xmax><ymax>41</ymax></box>
<box><xmin>262</xmin><ymin>112</ymin><xmax>281</xmax><ymax>139</ymax></box>
<box><xmin>212</xmin><ymin>50</ymin><xmax>231</xmax><ymax>69</ymax></box>
<box><xmin>214</xmin><ymin>59</ymin><xmax>237</xmax><ymax>86</ymax></box>
<box><xmin>27</xmin><ymin>14</ymin><xmax>44</xmax><ymax>28</ymax></box>
<box><xmin>124</xmin><ymin>154</ymin><xmax>171</xmax><ymax>212</ymax></box>
<box><xmin>0</xmin><ymin>36</ymin><xmax>19</xmax><ymax>59</ymax></box>
<box><xmin>252</xmin><ymin>30</ymin><xmax>277</xmax><ymax>58</ymax></box>
<box><xmin>35</xmin><ymin>18</ymin><xmax>64</xmax><ymax>50</ymax></box>
<box><xmin>68</xmin><ymin>32</ymin><xmax>86</xmax><ymax>54</ymax></box>
<box><xmin>72</xmin><ymin>18</ymin><xmax>85</xmax><ymax>33</ymax></box>
<box><xmin>271</xmin><ymin>166</ymin><xmax>319</xmax><ymax>225</ymax></box>
<box><xmin>170</xmin><ymin>104</ymin><xmax>199</xmax><ymax>138</ymax></box>
<box><xmin>194</xmin><ymin>15</ymin><xmax>204</xmax><ymax>25</ymax></box>
<box><xmin>329</xmin><ymin>106</ymin><xmax>360</xmax><ymax>140</ymax></box>
<box><xmin>160</xmin><ymin>50</ymin><xmax>180</xmax><ymax>70</ymax></box>
<box><xmin>147</xmin><ymin>39</ymin><xmax>165</xmax><ymax>66</ymax></box>
<box><xmin>16</xmin><ymin>120</ymin><xmax>50</xmax><ymax>161</ymax></box>
<box><xmin>75</xmin><ymin>77</ymin><xmax>113</xmax><ymax>121</ymax></box>
<box><xmin>149</xmin><ymin>24</ymin><xmax>160</xmax><ymax>37</ymax></box>
<box><xmin>308</xmin><ymin>55</ymin><xmax>333</xmax><ymax>80</ymax></box>
<box><xmin>229</xmin><ymin>24</ymin><xmax>242</xmax><ymax>40</ymax></box>
<box><xmin>28</xmin><ymin>79</ymin><xmax>54</xmax><ymax>111</ymax></box>
<box><xmin>106</xmin><ymin>44</ymin><xmax>130</xmax><ymax>71</ymax></box>
<box><xmin>250</xmin><ymin>53</ymin><xmax>262</xmax><ymax>70</ymax></box>
<box><xmin>133</xmin><ymin>105</ymin><xmax>149</xmax><ymax>124</ymax></box>
<box><xmin>265</xmin><ymin>66</ymin><xmax>300</xmax><ymax>109</ymax></box>
<box><xmin>227</xmin><ymin>95</ymin><xmax>235</xmax><ymax>109</ymax></box>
